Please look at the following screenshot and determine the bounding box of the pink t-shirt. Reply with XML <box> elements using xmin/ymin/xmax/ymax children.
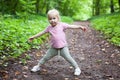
<box><xmin>44</xmin><ymin>22</ymin><xmax>69</xmax><ymax>48</ymax></box>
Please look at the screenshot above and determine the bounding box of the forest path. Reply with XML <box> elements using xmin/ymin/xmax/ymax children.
<box><xmin>0</xmin><ymin>21</ymin><xmax>120</xmax><ymax>80</ymax></box>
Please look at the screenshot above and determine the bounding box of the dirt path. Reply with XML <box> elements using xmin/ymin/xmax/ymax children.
<box><xmin>0</xmin><ymin>21</ymin><xmax>120</xmax><ymax>80</ymax></box>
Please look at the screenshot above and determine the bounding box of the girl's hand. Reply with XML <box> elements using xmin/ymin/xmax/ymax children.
<box><xmin>81</xmin><ymin>27</ymin><xmax>87</xmax><ymax>32</ymax></box>
<box><xmin>28</xmin><ymin>37</ymin><xmax>34</xmax><ymax>42</ymax></box>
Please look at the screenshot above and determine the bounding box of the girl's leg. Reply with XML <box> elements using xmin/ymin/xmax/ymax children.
<box><xmin>60</xmin><ymin>46</ymin><xmax>81</xmax><ymax>75</ymax></box>
<box><xmin>60</xmin><ymin>46</ymin><xmax>79</xmax><ymax>69</ymax></box>
<box><xmin>38</xmin><ymin>47</ymin><xmax>58</xmax><ymax>66</ymax></box>
<box><xmin>31</xmin><ymin>47</ymin><xmax>58</xmax><ymax>72</ymax></box>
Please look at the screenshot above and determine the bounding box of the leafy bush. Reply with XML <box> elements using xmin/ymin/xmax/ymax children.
<box><xmin>90</xmin><ymin>13</ymin><xmax>120</xmax><ymax>46</ymax></box>
<box><xmin>61</xmin><ymin>16</ymin><xmax>73</xmax><ymax>23</ymax></box>
<box><xmin>0</xmin><ymin>15</ymin><xmax>47</xmax><ymax>62</ymax></box>
<box><xmin>0</xmin><ymin>14</ymin><xmax>73</xmax><ymax>65</ymax></box>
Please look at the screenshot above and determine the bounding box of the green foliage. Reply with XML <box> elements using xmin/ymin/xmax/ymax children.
<box><xmin>0</xmin><ymin>0</ymin><xmax>120</xmax><ymax>21</ymax></box>
<box><xmin>73</xmin><ymin>0</ymin><xmax>93</xmax><ymax>20</ymax></box>
<box><xmin>90</xmin><ymin>12</ymin><xmax>120</xmax><ymax>46</ymax></box>
<box><xmin>61</xmin><ymin>16</ymin><xmax>73</xmax><ymax>23</ymax></box>
<box><xmin>58</xmin><ymin>0</ymin><xmax>79</xmax><ymax>16</ymax></box>
<box><xmin>18</xmin><ymin>0</ymin><xmax>36</xmax><ymax>13</ymax></box>
<box><xmin>0</xmin><ymin>14</ymin><xmax>48</xmax><ymax>64</ymax></box>
<box><xmin>0</xmin><ymin>0</ymin><xmax>86</xmax><ymax>19</ymax></box>
<box><xmin>0</xmin><ymin>14</ymin><xmax>73</xmax><ymax>65</ymax></box>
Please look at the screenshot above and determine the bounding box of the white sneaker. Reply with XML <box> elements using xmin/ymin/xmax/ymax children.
<box><xmin>74</xmin><ymin>67</ymin><xmax>81</xmax><ymax>76</ymax></box>
<box><xmin>31</xmin><ymin>65</ymin><xmax>40</xmax><ymax>72</ymax></box>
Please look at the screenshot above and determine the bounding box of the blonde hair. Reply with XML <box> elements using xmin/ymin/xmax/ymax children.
<box><xmin>47</xmin><ymin>9</ymin><xmax>60</xmax><ymax>20</ymax></box>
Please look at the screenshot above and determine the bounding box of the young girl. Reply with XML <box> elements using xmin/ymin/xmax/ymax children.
<box><xmin>28</xmin><ymin>9</ymin><xmax>86</xmax><ymax>76</ymax></box>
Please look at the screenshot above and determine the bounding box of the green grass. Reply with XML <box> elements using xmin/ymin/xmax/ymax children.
<box><xmin>90</xmin><ymin>12</ymin><xmax>120</xmax><ymax>46</ymax></box>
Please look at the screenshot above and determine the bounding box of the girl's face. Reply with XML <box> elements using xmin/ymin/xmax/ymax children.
<box><xmin>48</xmin><ymin>15</ymin><xmax>59</xmax><ymax>27</ymax></box>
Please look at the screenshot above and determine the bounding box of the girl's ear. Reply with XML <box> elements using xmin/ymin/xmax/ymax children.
<box><xmin>57</xmin><ymin>15</ymin><xmax>61</xmax><ymax>21</ymax></box>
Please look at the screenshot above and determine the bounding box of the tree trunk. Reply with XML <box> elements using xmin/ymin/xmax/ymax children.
<box><xmin>46</xmin><ymin>0</ymin><xmax>50</xmax><ymax>13</ymax></box>
<box><xmin>1</xmin><ymin>0</ymin><xmax>4</xmax><ymax>15</ymax></box>
<box><xmin>118</xmin><ymin>0</ymin><xmax>120</xmax><ymax>11</ymax></box>
<box><xmin>95</xmin><ymin>0</ymin><xmax>100</xmax><ymax>15</ymax></box>
<box><xmin>92</xmin><ymin>0</ymin><xmax>95</xmax><ymax>16</ymax></box>
<box><xmin>35</xmin><ymin>0</ymin><xmax>40</xmax><ymax>14</ymax></box>
<box><xmin>110</xmin><ymin>0</ymin><xmax>114</xmax><ymax>13</ymax></box>
<box><xmin>12</xmin><ymin>0</ymin><xmax>19</xmax><ymax>14</ymax></box>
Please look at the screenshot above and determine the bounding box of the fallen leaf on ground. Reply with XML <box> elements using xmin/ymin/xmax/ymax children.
<box><xmin>74</xmin><ymin>77</ymin><xmax>80</xmax><ymax>80</ymax></box>
<box><xmin>23</xmin><ymin>74</ymin><xmax>28</xmax><ymax>78</ymax></box>
<box><xmin>36</xmin><ymin>52</ymin><xmax>42</xmax><ymax>57</ymax></box>
<box><xmin>109</xmin><ymin>77</ymin><xmax>114</xmax><ymax>80</ymax></box>
<box><xmin>118</xmin><ymin>64</ymin><xmax>120</xmax><ymax>66</ymax></box>
<box><xmin>101</xmin><ymin>48</ymin><xmax>105</xmax><ymax>52</ymax></box>
<box><xmin>69</xmin><ymin>66</ymin><xmax>73</xmax><ymax>69</ymax></box>
<box><xmin>111</xmin><ymin>54</ymin><xmax>115</xmax><ymax>58</ymax></box>
<box><xmin>40</xmin><ymin>69</ymin><xmax>48</xmax><ymax>74</ymax></box>
<box><xmin>15</xmin><ymin>71</ymin><xmax>21</xmax><ymax>75</ymax></box>
<box><xmin>105</xmin><ymin>62</ymin><xmax>109</xmax><ymax>65</ymax></box>
<box><xmin>3</xmin><ymin>74</ymin><xmax>9</xmax><ymax>79</ymax></box>
<box><xmin>22</xmin><ymin>66</ymin><xmax>28</xmax><ymax>70</ymax></box>
<box><xmin>64</xmin><ymin>78</ymin><xmax>69</xmax><ymax>80</ymax></box>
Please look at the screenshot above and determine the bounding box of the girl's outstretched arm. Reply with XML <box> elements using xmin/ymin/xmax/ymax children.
<box><xmin>28</xmin><ymin>31</ymin><xmax>46</xmax><ymax>42</ymax></box>
<box><xmin>68</xmin><ymin>24</ymin><xmax>87</xmax><ymax>31</ymax></box>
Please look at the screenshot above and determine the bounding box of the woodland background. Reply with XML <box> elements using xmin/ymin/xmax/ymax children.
<box><xmin>0</xmin><ymin>0</ymin><xmax>120</xmax><ymax>19</ymax></box>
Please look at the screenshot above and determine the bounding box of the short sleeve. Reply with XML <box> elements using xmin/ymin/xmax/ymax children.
<box><xmin>44</xmin><ymin>26</ymin><xmax>50</xmax><ymax>33</ymax></box>
<box><xmin>62</xmin><ymin>23</ymin><xmax>70</xmax><ymax>30</ymax></box>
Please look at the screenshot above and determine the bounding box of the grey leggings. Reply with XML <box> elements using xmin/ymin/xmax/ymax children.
<box><xmin>38</xmin><ymin>46</ymin><xmax>79</xmax><ymax>68</ymax></box>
